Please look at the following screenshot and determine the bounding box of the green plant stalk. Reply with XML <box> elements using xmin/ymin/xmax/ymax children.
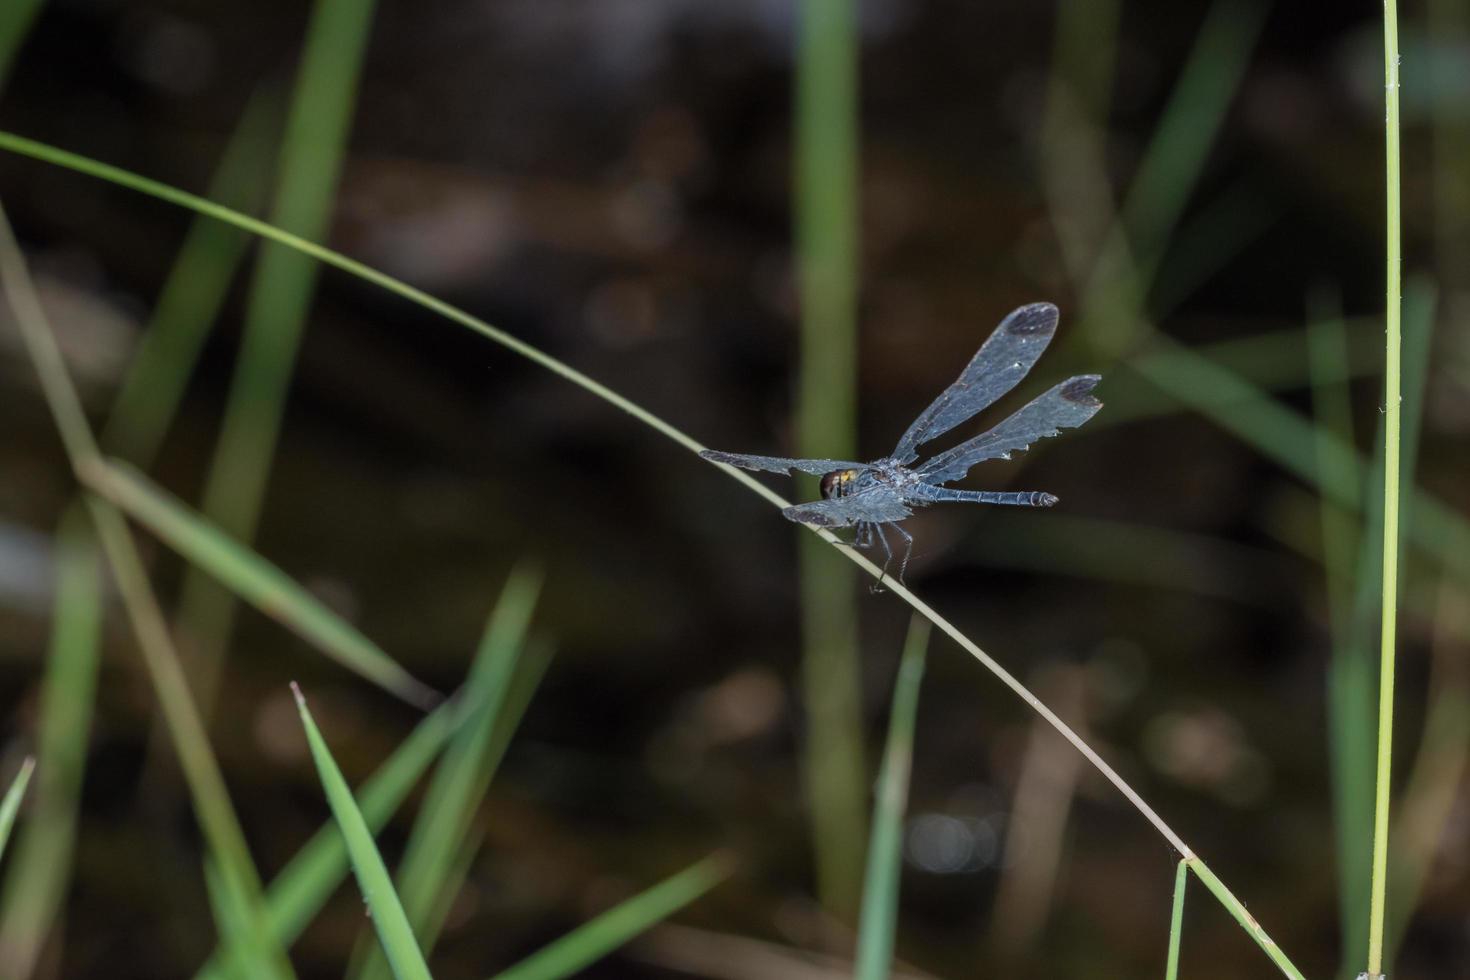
<box><xmin>1367</xmin><ymin>0</ymin><xmax>1403</xmax><ymax>971</ymax></box>
<box><xmin>78</xmin><ymin>457</ymin><xmax>438</xmax><ymax>709</ymax></box>
<box><xmin>0</xmin><ymin>136</ymin><xmax>1307</xmax><ymax>972</ymax></box>
<box><xmin>0</xmin><ymin>204</ymin><xmax>293</xmax><ymax>979</ymax></box>
<box><xmin>1165</xmin><ymin>859</ymin><xmax>1187</xmax><ymax>980</ymax></box>
<box><xmin>178</xmin><ymin>0</ymin><xmax>377</xmax><ymax>721</ymax></box>
<box><xmin>1040</xmin><ymin>0</ymin><xmax>1122</xmax><ymax>297</ymax></box>
<box><xmin>101</xmin><ymin>92</ymin><xmax>277</xmax><ymax>467</ymax></box>
<box><xmin>856</xmin><ymin>617</ymin><xmax>929</xmax><ymax>980</ymax></box>
<box><xmin>490</xmin><ymin>854</ymin><xmax>734</xmax><ymax>980</ymax></box>
<box><xmin>407</xmin><ymin>643</ymin><xmax>554</xmax><ymax>959</ymax></box>
<box><xmin>0</xmin><ymin>758</ymin><xmax>35</xmax><ymax>862</ymax></box>
<box><xmin>351</xmin><ymin>567</ymin><xmax>541</xmax><ymax>980</ymax></box>
<box><xmin>0</xmin><ymin>508</ymin><xmax>102</xmax><ymax>978</ymax></box>
<box><xmin>1308</xmin><ymin>300</ymin><xmax>1379</xmax><ymax>969</ymax></box>
<box><xmin>291</xmin><ymin>684</ymin><xmax>432</xmax><ymax>980</ymax></box>
<box><xmin>794</xmin><ymin>0</ymin><xmax>866</xmax><ymax>920</ymax></box>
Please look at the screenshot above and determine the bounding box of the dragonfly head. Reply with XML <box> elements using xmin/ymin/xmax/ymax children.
<box><xmin>819</xmin><ymin>469</ymin><xmax>860</xmax><ymax>500</ymax></box>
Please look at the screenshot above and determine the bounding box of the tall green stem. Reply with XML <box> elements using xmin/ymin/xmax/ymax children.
<box><xmin>795</xmin><ymin>0</ymin><xmax>866</xmax><ymax>918</ymax></box>
<box><xmin>1366</xmin><ymin>0</ymin><xmax>1402</xmax><ymax>973</ymax></box>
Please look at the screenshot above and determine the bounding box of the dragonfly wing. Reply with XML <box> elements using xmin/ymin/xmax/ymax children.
<box><xmin>918</xmin><ymin>375</ymin><xmax>1102</xmax><ymax>485</ymax></box>
<box><xmin>891</xmin><ymin>302</ymin><xmax>1060</xmax><ymax>463</ymax></box>
<box><xmin>699</xmin><ymin>449</ymin><xmax>868</xmax><ymax>476</ymax></box>
<box><xmin>782</xmin><ymin>490</ymin><xmax>912</xmax><ymax>528</ymax></box>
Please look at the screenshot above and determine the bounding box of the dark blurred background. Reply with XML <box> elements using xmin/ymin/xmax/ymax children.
<box><xmin>1</xmin><ymin>1</ymin><xmax>1467</xmax><ymax>978</ymax></box>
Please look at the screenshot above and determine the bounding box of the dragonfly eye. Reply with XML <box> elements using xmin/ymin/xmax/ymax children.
<box><xmin>820</xmin><ymin>470</ymin><xmax>857</xmax><ymax>499</ymax></box>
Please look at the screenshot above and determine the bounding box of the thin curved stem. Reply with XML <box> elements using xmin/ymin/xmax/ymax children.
<box><xmin>0</xmin><ymin>132</ymin><xmax>1305</xmax><ymax>973</ymax></box>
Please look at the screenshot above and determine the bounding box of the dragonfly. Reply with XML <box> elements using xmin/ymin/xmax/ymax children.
<box><xmin>700</xmin><ymin>302</ymin><xmax>1102</xmax><ymax>584</ymax></box>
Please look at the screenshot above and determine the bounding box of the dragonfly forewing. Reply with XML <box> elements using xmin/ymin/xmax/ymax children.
<box><xmin>891</xmin><ymin>302</ymin><xmax>1060</xmax><ymax>463</ymax></box>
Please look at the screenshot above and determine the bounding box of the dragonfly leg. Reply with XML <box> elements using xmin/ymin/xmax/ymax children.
<box><xmin>869</xmin><ymin>522</ymin><xmax>894</xmax><ymax>592</ymax></box>
<box><xmin>890</xmin><ymin>522</ymin><xmax>914</xmax><ymax>583</ymax></box>
<box><xmin>854</xmin><ymin>521</ymin><xmax>872</xmax><ymax>550</ymax></box>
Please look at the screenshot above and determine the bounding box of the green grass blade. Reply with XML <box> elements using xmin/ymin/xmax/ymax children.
<box><xmin>966</xmin><ymin>510</ymin><xmax>1283</xmax><ymax>603</ymax></box>
<box><xmin>203</xmin><ymin>855</ymin><xmax>277</xmax><ymax>980</ymax></box>
<box><xmin>1164</xmin><ymin>859</ymin><xmax>1187</xmax><ymax>980</ymax></box>
<box><xmin>196</xmin><ymin>692</ymin><xmax>462</xmax><ymax>977</ymax></box>
<box><xmin>0</xmin><ymin>507</ymin><xmax>102</xmax><ymax>977</ymax></box>
<box><xmin>1385</xmin><ymin>586</ymin><xmax>1470</xmax><ymax>958</ymax></box>
<box><xmin>1119</xmin><ymin>0</ymin><xmax>1268</xmax><ymax>254</ymax></box>
<box><xmin>410</xmin><ymin>642</ymin><xmax>555</xmax><ymax>957</ymax></box>
<box><xmin>794</xmin><ymin>0</ymin><xmax>866</xmax><ymax>922</ymax></box>
<box><xmin>422</xmin><ymin>823</ymin><xmax>487</xmax><ymax>955</ymax></box>
<box><xmin>78</xmin><ymin>457</ymin><xmax>437</xmax><ymax>709</ymax></box>
<box><xmin>0</xmin><ymin>203</ymin><xmax>294</xmax><ymax>979</ymax></box>
<box><xmin>178</xmin><ymin>0</ymin><xmax>379</xmax><ymax>720</ymax></box>
<box><xmin>291</xmin><ymin>684</ymin><xmax>433</xmax><ymax>980</ymax></box>
<box><xmin>201</xmin><ymin>860</ymin><xmax>248</xmax><ymax>980</ymax></box>
<box><xmin>0</xmin><ymin>758</ymin><xmax>35</xmax><ymax>863</ymax></box>
<box><xmin>0</xmin><ymin>0</ymin><xmax>44</xmax><ymax>88</ymax></box>
<box><xmin>262</xmin><ymin>701</ymin><xmax>457</xmax><ymax>941</ymax></box>
<box><xmin>353</xmin><ymin>566</ymin><xmax>542</xmax><ymax>980</ymax></box>
<box><xmin>490</xmin><ymin>854</ymin><xmax>733</xmax><ymax>980</ymax></box>
<box><xmin>855</xmin><ymin>617</ymin><xmax>929</xmax><ymax>980</ymax></box>
<box><xmin>1186</xmin><ymin>859</ymin><xmax>1306</xmax><ymax>980</ymax></box>
<box><xmin>1040</xmin><ymin>0</ymin><xmax>1122</xmax><ymax>278</ymax></box>
<box><xmin>199</xmin><ymin>642</ymin><xmax>549</xmax><ymax>977</ymax></box>
<box><xmin>1125</xmin><ymin>286</ymin><xmax>1467</xmax><ymax>585</ymax></box>
<box><xmin>1096</xmin><ymin>315</ymin><xmax>1383</xmax><ymax>431</ymax></box>
<box><xmin>101</xmin><ymin>92</ymin><xmax>277</xmax><ymax>467</ymax></box>
<box><xmin>1053</xmin><ymin>0</ymin><xmax>1264</xmax><ymax>359</ymax></box>
<box><xmin>1306</xmin><ymin>294</ymin><xmax>1376</xmax><ymax>969</ymax></box>
<box><xmin>1146</xmin><ymin>182</ymin><xmax>1275</xmax><ymax>319</ymax></box>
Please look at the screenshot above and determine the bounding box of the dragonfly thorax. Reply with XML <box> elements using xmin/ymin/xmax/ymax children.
<box><xmin>819</xmin><ymin>468</ymin><xmax>860</xmax><ymax>499</ymax></box>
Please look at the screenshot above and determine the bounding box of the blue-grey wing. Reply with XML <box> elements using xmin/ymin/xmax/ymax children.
<box><xmin>918</xmin><ymin>375</ymin><xmax>1102</xmax><ymax>485</ymax></box>
<box><xmin>782</xmin><ymin>490</ymin><xmax>912</xmax><ymax>529</ymax></box>
<box><xmin>891</xmin><ymin>302</ymin><xmax>1060</xmax><ymax>463</ymax></box>
<box><xmin>699</xmin><ymin>449</ymin><xmax>866</xmax><ymax>476</ymax></box>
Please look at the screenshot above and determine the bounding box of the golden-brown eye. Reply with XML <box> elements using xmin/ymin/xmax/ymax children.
<box><xmin>820</xmin><ymin>470</ymin><xmax>856</xmax><ymax>499</ymax></box>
